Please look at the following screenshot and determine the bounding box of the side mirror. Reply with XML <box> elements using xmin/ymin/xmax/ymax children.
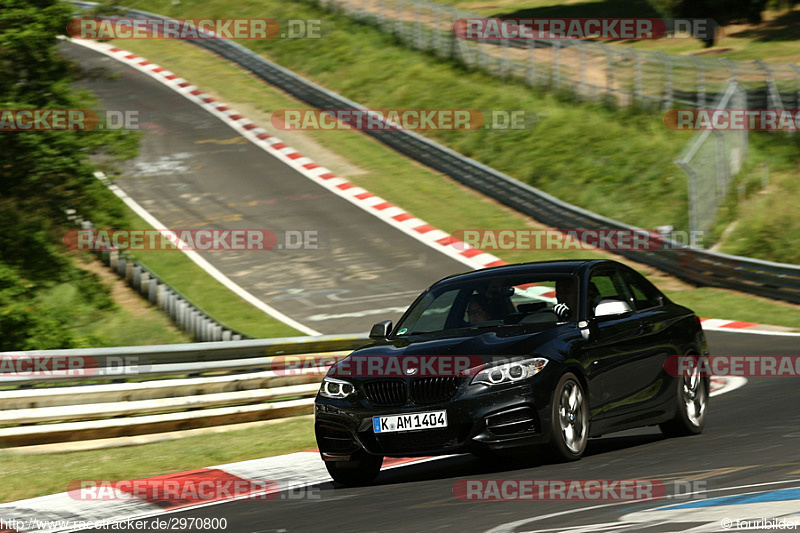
<box><xmin>369</xmin><ymin>320</ymin><xmax>393</xmax><ymax>340</ymax></box>
<box><xmin>594</xmin><ymin>299</ymin><xmax>633</xmax><ymax>319</ymax></box>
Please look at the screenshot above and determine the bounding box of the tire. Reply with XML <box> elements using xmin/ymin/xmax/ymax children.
<box><xmin>660</xmin><ymin>357</ymin><xmax>709</xmax><ymax>437</ymax></box>
<box><xmin>323</xmin><ymin>451</ymin><xmax>383</xmax><ymax>487</ymax></box>
<box><xmin>547</xmin><ymin>372</ymin><xmax>589</xmax><ymax>461</ymax></box>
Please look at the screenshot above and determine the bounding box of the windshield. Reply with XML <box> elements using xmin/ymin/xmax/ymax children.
<box><xmin>393</xmin><ymin>273</ymin><xmax>578</xmax><ymax>337</ymax></box>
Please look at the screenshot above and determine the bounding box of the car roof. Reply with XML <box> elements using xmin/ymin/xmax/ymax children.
<box><xmin>434</xmin><ymin>259</ymin><xmax>622</xmax><ymax>286</ymax></box>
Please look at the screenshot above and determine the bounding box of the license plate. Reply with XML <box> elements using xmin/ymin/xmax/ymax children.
<box><xmin>373</xmin><ymin>411</ymin><xmax>447</xmax><ymax>433</ymax></box>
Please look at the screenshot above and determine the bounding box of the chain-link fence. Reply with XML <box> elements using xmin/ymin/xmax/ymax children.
<box><xmin>314</xmin><ymin>0</ymin><xmax>800</xmax><ymax>110</ymax></box>
<box><xmin>675</xmin><ymin>82</ymin><xmax>748</xmax><ymax>238</ymax></box>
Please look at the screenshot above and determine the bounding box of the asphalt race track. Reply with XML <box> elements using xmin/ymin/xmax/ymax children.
<box><xmin>61</xmin><ymin>42</ymin><xmax>468</xmax><ymax>335</ymax></box>
<box><xmin>72</xmin><ymin>330</ymin><xmax>798</xmax><ymax>533</ymax></box>
<box><xmin>61</xmin><ymin>43</ymin><xmax>800</xmax><ymax>533</ymax></box>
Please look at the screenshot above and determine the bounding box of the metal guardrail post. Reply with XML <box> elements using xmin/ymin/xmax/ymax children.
<box><xmin>500</xmin><ymin>37</ymin><xmax>509</xmax><ymax>78</ymax></box>
<box><xmin>632</xmin><ymin>49</ymin><xmax>642</xmax><ymax>105</ymax></box>
<box><xmin>791</xmin><ymin>65</ymin><xmax>800</xmax><ymax>109</ymax></box>
<box><xmin>605</xmin><ymin>47</ymin><xmax>615</xmax><ymax>97</ymax></box>
<box><xmin>691</xmin><ymin>55</ymin><xmax>705</xmax><ymax>108</ymax></box>
<box><xmin>526</xmin><ymin>39</ymin><xmax>536</xmax><ymax>87</ymax></box>
<box><xmin>659</xmin><ymin>52</ymin><xmax>673</xmax><ymax>110</ymax></box>
<box><xmin>714</xmin><ymin>130</ymin><xmax>728</xmax><ymax>202</ymax></box>
<box><xmin>552</xmin><ymin>40</ymin><xmax>561</xmax><ymax>90</ymax></box>
<box><xmin>676</xmin><ymin>159</ymin><xmax>699</xmax><ymax>235</ymax></box>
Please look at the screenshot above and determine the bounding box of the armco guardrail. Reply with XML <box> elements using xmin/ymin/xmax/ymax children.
<box><xmin>66</xmin><ymin>4</ymin><xmax>800</xmax><ymax>304</ymax></box>
<box><xmin>66</xmin><ymin>201</ymin><xmax>250</xmax><ymax>342</ymax></box>
<box><xmin>0</xmin><ymin>334</ymin><xmax>369</xmax><ymax>447</ymax></box>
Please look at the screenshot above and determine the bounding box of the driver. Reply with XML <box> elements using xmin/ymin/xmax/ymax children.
<box><xmin>467</xmin><ymin>294</ymin><xmax>493</xmax><ymax>323</ymax></box>
<box><xmin>554</xmin><ymin>279</ymin><xmax>577</xmax><ymax>321</ymax></box>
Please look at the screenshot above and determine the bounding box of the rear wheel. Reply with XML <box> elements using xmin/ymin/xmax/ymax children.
<box><xmin>660</xmin><ymin>357</ymin><xmax>708</xmax><ymax>437</ymax></box>
<box><xmin>323</xmin><ymin>451</ymin><xmax>383</xmax><ymax>486</ymax></box>
<box><xmin>547</xmin><ymin>372</ymin><xmax>588</xmax><ymax>461</ymax></box>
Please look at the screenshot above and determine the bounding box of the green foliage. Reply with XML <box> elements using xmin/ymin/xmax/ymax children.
<box><xmin>0</xmin><ymin>0</ymin><xmax>74</xmax><ymax>105</ymax></box>
<box><xmin>0</xmin><ymin>263</ymin><xmax>77</xmax><ymax>350</ymax></box>
<box><xmin>0</xmin><ymin>0</ymin><xmax>140</xmax><ymax>349</ymax></box>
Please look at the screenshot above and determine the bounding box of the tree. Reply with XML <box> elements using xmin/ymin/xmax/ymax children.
<box><xmin>0</xmin><ymin>0</ymin><xmax>131</xmax><ymax>348</ymax></box>
<box><xmin>648</xmin><ymin>0</ymin><xmax>769</xmax><ymax>46</ymax></box>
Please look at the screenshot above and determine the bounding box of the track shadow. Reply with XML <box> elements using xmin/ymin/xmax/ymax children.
<box><xmin>356</xmin><ymin>430</ymin><xmax>668</xmax><ymax>487</ymax></box>
<box><xmin>489</xmin><ymin>0</ymin><xmax>661</xmax><ymax>21</ymax></box>
<box><xmin>583</xmin><ymin>431</ymin><xmax>666</xmax><ymax>457</ymax></box>
<box><xmin>725</xmin><ymin>8</ymin><xmax>800</xmax><ymax>42</ymax></box>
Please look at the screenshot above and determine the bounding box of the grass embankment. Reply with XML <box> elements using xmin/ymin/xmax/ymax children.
<box><xmin>58</xmin><ymin>252</ymin><xmax>192</xmax><ymax>346</ymax></box>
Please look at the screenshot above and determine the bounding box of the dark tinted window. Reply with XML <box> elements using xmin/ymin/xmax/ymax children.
<box><xmin>393</xmin><ymin>273</ymin><xmax>576</xmax><ymax>336</ymax></box>
<box><xmin>587</xmin><ymin>269</ymin><xmax>626</xmax><ymax>316</ymax></box>
<box><xmin>622</xmin><ymin>271</ymin><xmax>663</xmax><ymax>310</ymax></box>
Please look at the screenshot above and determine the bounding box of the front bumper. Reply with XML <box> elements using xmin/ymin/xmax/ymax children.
<box><xmin>314</xmin><ymin>379</ymin><xmax>553</xmax><ymax>458</ymax></box>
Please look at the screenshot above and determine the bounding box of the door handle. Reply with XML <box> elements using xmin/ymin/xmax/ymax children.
<box><xmin>639</xmin><ymin>321</ymin><xmax>654</xmax><ymax>334</ymax></box>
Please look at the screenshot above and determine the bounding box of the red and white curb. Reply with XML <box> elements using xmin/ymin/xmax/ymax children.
<box><xmin>699</xmin><ymin>318</ymin><xmax>799</xmax><ymax>335</ymax></box>
<box><xmin>66</xmin><ymin>38</ymin><xmax>797</xmax><ymax>337</ymax></box>
<box><xmin>70</xmin><ymin>39</ymin><xmax>505</xmax><ymax>274</ymax></box>
<box><xmin>0</xmin><ymin>452</ymin><xmax>442</xmax><ymax>533</ymax></box>
<box><xmin>709</xmin><ymin>376</ymin><xmax>747</xmax><ymax>396</ymax></box>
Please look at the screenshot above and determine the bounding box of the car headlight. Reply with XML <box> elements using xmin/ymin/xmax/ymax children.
<box><xmin>319</xmin><ymin>377</ymin><xmax>356</xmax><ymax>399</ymax></box>
<box><xmin>471</xmin><ymin>357</ymin><xmax>548</xmax><ymax>386</ymax></box>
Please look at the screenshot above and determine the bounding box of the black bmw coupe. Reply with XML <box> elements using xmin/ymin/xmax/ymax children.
<box><xmin>314</xmin><ymin>259</ymin><xmax>710</xmax><ymax>485</ymax></box>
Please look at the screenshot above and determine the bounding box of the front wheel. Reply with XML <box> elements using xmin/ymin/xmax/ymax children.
<box><xmin>660</xmin><ymin>357</ymin><xmax>709</xmax><ymax>437</ymax></box>
<box><xmin>323</xmin><ymin>451</ymin><xmax>383</xmax><ymax>486</ymax></box>
<box><xmin>547</xmin><ymin>372</ymin><xmax>589</xmax><ymax>461</ymax></box>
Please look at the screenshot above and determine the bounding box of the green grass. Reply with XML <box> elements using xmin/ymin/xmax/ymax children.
<box><xmin>716</xmin><ymin>153</ymin><xmax>800</xmax><ymax>264</ymax></box>
<box><xmin>41</xmin><ymin>257</ymin><xmax>192</xmax><ymax>346</ymax></box>
<box><xmin>122</xmin><ymin>213</ymin><xmax>303</xmax><ymax>339</ymax></box>
<box><xmin>0</xmin><ymin>417</ymin><xmax>316</xmax><ymax>503</ymax></box>
<box><xmin>663</xmin><ymin>286</ymin><xmax>800</xmax><ymax>329</ymax></box>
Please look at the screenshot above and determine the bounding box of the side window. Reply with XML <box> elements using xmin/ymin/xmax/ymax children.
<box><xmin>587</xmin><ymin>270</ymin><xmax>626</xmax><ymax>316</ymax></box>
<box><xmin>622</xmin><ymin>271</ymin><xmax>663</xmax><ymax>310</ymax></box>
